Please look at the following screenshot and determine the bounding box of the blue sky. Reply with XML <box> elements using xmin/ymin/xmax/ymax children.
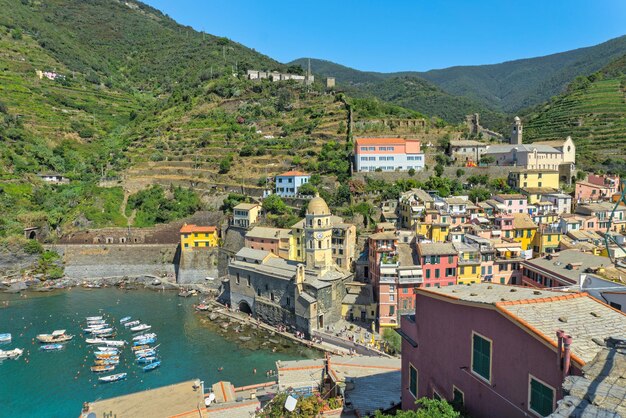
<box><xmin>143</xmin><ymin>0</ymin><xmax>626</xmax><ymax>72</ymax></box>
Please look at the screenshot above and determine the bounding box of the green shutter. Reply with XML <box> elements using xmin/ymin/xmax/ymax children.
<box><xmin>472</xmin><ymin>334</ymin><xmax>491</xmax><ymax>381</ymax></box>
<box><xmin>530</xmin><ymin>378</ymin><xmax>554</xmax><ymax>416</ymax></box>
<box><xmin>409</xmin><ymin>365</ymin><xmax>417</xmax><ymax>397</ymax></box>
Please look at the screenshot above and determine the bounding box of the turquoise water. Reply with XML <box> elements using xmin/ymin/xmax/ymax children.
<box><xmin>0</xmin><ymin>288</ymin><xmax>311</xmax><ymax>417</ymax></box>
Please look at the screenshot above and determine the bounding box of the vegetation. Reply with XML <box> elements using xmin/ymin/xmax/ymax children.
<box><xmin>374</xmin><ymin>397</ymin><xmax>460</xmax><ymax>418</ymax></box>
<box><xmin>258</xmin><ymin>392</ymin><xmax>342</xmax><ymax>417</ymax></box>
<box><xmin>126</xmin><ymin>185</ymin><xmax>202</xmax><ymax>227</ymax></box>
<box><xmin>382</xmin><ymin>328</ymin><xmax>402</xmax><ymax>355</ymax></box>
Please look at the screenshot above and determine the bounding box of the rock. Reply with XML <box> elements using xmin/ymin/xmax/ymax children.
<box><xmin>239</xmin><ymin>336</ymin><xmax>251</xmax><ymax>341</ymax></box>
<box><xmin>209</xmin><ymin>313</ymin><xmax>218</xmax><ymax>321</ymax></box>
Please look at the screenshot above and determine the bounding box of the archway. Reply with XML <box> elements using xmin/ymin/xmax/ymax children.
<box><xmin>28</xmin><ymin>231</ymin><xmax>37</xmax><ymax>240</ymax></box>
<box><xmin>238</xmin><ymin>300</ymin><xmax>252</xmax><ymax>315</ymax></box>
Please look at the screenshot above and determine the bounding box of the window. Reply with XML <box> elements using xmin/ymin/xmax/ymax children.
<box><xmin>368</xmin><ymin>147</ymin><xmax>375</xmax><ymax>151</ymax></box>
<box><xmin>184</xmin><ymin>243</ymin><xmax>189</xmax><ymax>248</ymax></box>
<box><xmin>389</xmin><ymin>295</ymin><xmax>395</xmax><ymax>302</ymax></box>
<box><xmin>471</xmin><ymin>266</ymin><xmax>477</xmax><ymax>275</ymax></box>
<box><xmin>610</xmin><ymin>301</ymin><xmax>622</xmax><ymax>310</ymax></box>
<box><xmin>453</xmin><ymin>386</ymin><xmax>464</xmax><ymax>407</ymax></box>
<box><xmin>389</xmin><ymin>285</ymin><xmax>396</xmax><ymax>292</ymax></box>
<box><xmin>194</xmin><ymin>242</ymin><xmax>199</xmax><ymax>247</ymax></box>
<box><xmin>247</xmin><ymin>276</ymin><xmax>251</xmax><ymax>287</ymax></box>
<box><xmin>403</xmin><ymin>288</ymin><xmax>408</xmax><ymax>294</ymax></box>
<box><xmin>409</xmin><ymin>364</ymin><xmax>418</xmax><ymax>398</ymax></box>
<box><xmin>433</xmin><ymin>391</ymin><xmax>441</xmax><ymax>401</ymax></box>
<box><xmin>360</xmin><ymin>147</ymin><xmax>367</xmax><ymax>151</ymax></box>
<box><xmin>529</xmin><ymin>376</ymin><xmax>555</xmax><ymax>417</ymax></box>
<box><xmin>389</xmin><ymin>305</ymin><xmax>395</xmax><ymax>315</ymax></box>
<box><xmin>236</xmin><ymin>273</ymin><xmax>240</xmax><ymax>285</ymax></box>
<box><xmin>425</xmin><ymin>269</ymin><xmax>431</xmax><ymax>279</ymax></box>
<box><xmin>448</xmin><ymin>255</ymin><xmax>454</xmax><ymax>264</ymax></box>
<box><xmin>472</xmin><ymin>332</ymin><xmax>492</xmax><ymax>382</ymax></box>
<box><xmin>434</xmin><ymin>269</ymin><xmax>440</xmax><ymax>279</ymax></box>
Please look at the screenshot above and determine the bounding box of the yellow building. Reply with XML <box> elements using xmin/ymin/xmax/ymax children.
<box><xmin>232</xmin><ymin>203</ymin><xmax>261</xmax><ymax>228</ymax></box>
<box><xmin>508</xmin><ymin>169</ymin><xmax>560</xmax><ymax>191</ymax></box>
<box><xmin>180</xmin><ymin>224</ymin><xmax>219</xmax><ymax>250</ymax></box>
<box><xmin>511</xmin><ymin>213</ymin><xmax>537</xmax><ymax>251</ymax></box>
<box><xmin>455</xmin><ymin>243</ymin><xmax>481</xmax><ymax>284</ymax></box>
<box><xmin>532</xmin><ymin>226</ymin><xmax>562</xmax><ymax>255</ymax></box>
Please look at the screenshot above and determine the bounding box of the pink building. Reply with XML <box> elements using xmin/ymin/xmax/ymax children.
<box><xmin>354</xmin><ymin>137</ymin><xmax>424</xmax><ymax>172</ymax></box>
<box><xmin>494</xmin><ymin>194</ymin><xmax>528</xmax><ymax>214</ymax></box>
<box><xmin>399</xmin><ymin>283</ymin><xmax>626</xmax><ymax>417</ymax></box>
<box><xmin>575</xmin><ymin>174</ymin><xmax>621</xmax><ymax>201</ymax></box>
<box><xmin>416</xmin><ymin>243</ymin><xmax>457</xmax><ymax>288</ymax></box>
<box><xmin>244</xmin><ymin>226</ymin><xmax>290</xmax><ymax>259</ymax></box>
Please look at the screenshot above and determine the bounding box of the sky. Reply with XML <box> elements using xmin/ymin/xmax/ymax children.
<box><xmin>143</xmin><ymin>0</ymin><xmax>626</xmax><ymax>73</ymax></box>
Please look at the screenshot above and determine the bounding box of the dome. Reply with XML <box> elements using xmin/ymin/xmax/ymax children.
<box><xmin>307</xmin><ymin>195</ymin><xmax>329</xmax><ymax>215</ymax></box>
<box><xmin>513</xmin><ymin>116</ymin><xmax>521</xmax><ymax>122</ymax></box>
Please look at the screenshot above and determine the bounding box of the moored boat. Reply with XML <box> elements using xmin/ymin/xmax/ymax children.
<box><xmin>41</xmin><ymin>344</ymin><xmax>63</xmax><ymax>351</ymax></box>
<box><xmin>132</xmin><ymin>333</ymin><xmax>156</xmax><ymax>341</ymax></box>
<box><xmin>0</xmin><ymin>348</ymin><xmax>23</xmax><ymax>359</ymax></box>
<box><xmin>143</xmin><ymin>360</ymin><xmax>161</xmax><ymax>371</ymax></box>
<box><xmin>135</xmin><ymin>349</ymin><xmax>157</xmax><ymax>358</ymax></box>
<box><xmin>132</xmin><ymin>344</ymin><xmax>150</xmax><ymax>351</ymax></box>
<box><xmin>130</xmin><ymin>324</ymin><xmax>151</xmax><ymax>332</ymax></box>
<box><xmin>90</xmin><ymin>328</ymin><xmax>114</xmax><ymax>335</ymax></box>
<box><xmin>36</xmin><ymin>330</ymin><xmax>74</xmax><ymax>343</ymax></box>
<box><xmin>119</xmin><ymin>316</ymin><xmax>132</xmax><ymax>323</ymax></box>
<box><xmin>91</xmin><ymin>365</ymin><xmax>115</xmax><ymax>373</ymax></box>
<box><xmin>0</xmin><ymin>333</ymin><xmax>11</xmax><ymax>343</ymax></box>
<box><xmin>133</xmin><ymin>338</ymin><xmax>155</xmax><ymax>346</ymax></box>
<box><xmin>86</xmin><ymin>339</ymin><xmax>125</xmax><ymax>346</ymax></box>
<box><xmin>94</xmin><ymin>353</ymin><xmax>119</xmax><ymax>359</ymax></box>
<box><xmin>86</xmin><ymin>316</ymin><xmax>103</xmax><ymax>321</ymax></box>
<box><xmin>124</xmin><ymin>320</ymin><xmax>140</xmax><ymax>328</ymax></box>
<box><xmin>94</xmin><ymin>359</ymin><xmax>119</xmax><ymax>366</ymax></box>
<box><xmin>98</xmin><ymin>373</ymin><xmax>127</xmax><ymax>383</ymax></box>
<box><xmin>136</xmin><ymin>356</ymin><xmax>157</xmax><ymax>364</ymax></box>
<box><xmin>96</xmin><ymin>347</ymin><xmax>119</xmax><ymax>353</ymax></box>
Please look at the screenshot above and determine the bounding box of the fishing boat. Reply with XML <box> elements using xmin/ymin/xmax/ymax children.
<box><xmin>0</xmin><ymin>333</ymin><xmax>11</xmax><ymax>343</ymax></box>
<box><xmin>131</xmin><ymin>324</ymin><xmax>151</xmax><ymax>332</ymax></box>
<box><xmin>94</xmin><ymin>350</ymin><xmax>120</xmax><ymax>356</ymax></box>
<box><xmin>90</xmin><ymin>328</ymin><xmax>114</xmax><ymax>335</ymax></box>
<box><xmin>98</xmin><ymin>373</ymin><xmax>127</xmax><ymax>383</ymax></box>
<box><xmin>124</xmin><ymin>320</ymin><xmax>140</xmax><ymax>328</ymax></box>
<box><xmin>94</xmin><ymin>353</ymin><xmax>119</xmax><ymax>359</ymax></box>
<box><xmin>86</xmin><ymin>319</ymin><xmax>106</xmax><ymax>324</ymax></box>
<box><xmin>119</xmin><ymin>316</ymin><xmax>132</xmax><ymax>323</ymax></box>
<box><xmin>135</xmin><ymin>350</ymin><xmax>157</xmax><ymax>358</ymax></box>
<box><xmin>86</xmin><ymin>339</ymin><xmax>125</xmax><ymax>346</ymax></box>
<box><xmin>97</xmin><ymin>347</ymin><xmax>119</xmax><ymax>353</ymax></box>
<box><xmin>36</xmin><ymin>330</ymin><xmax>74</xmax><ymax>343</ymax></box>
<box><xmin>136</xmin><ymin>356</ymin><xmax>157</xmax><ymax>364</ymax></box>
<box><xmin>41</xmin><ymin>344</ymin><xmax>63</xmax><ymax>351</ymax></box>
<box><xmin>133</xmin><ymin>338</ymin><xmax>156</xmax><ymax>346</ymax></box>
<box><xmin>91</xmin><ymin>365</ymin><xmax>115</xmax><ymax>373</ymax></box>
<box><xmin>0</xmin><ymin>348</ymin><xmax>23</xmax><ymax>359</ymax></box>
<box><xmin>132</xmin><ymin>333</ymin><xmax>156</xmax><ymax>341</ymax></box>
<box><xmin>132</xmin><ymin>344</ymin><xmax>150</xmax><ymax>351</ymax></box>
<box><xmin>94</xmin><ymin>359</ymin><xmax>119</xmax><ymax>366</ymax></box>
<box><xmin>86</xmin><ymin>316</ymin><xmax>103</xmax><ymax>321</ymax></box>
<box><xmin>143</xmin><ymin>360</ymin><xmax>161</xmax><ymax>371</ymax></box>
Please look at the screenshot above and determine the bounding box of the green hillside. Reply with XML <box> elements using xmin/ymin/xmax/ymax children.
<box><xmin>524</xmin><ymin>55</ymin><xmax>626</xmax><ymax>173</ymax></box>
<box><xmin>292</xmin><ymin>35</ymin><xmax>626</xmax><ymax>114</ymax></box>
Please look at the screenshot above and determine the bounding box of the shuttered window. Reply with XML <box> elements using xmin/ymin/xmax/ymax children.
<box><xmin>472</xmin><ymin>333</ymin><xmax>491</xmax><ymax>382</ymax></box>
<box><xmin>529</xmin><ymin>377</ymin><xmax>554</xmax><ymax>417</ymax></box>
<box><xmin>409</xmin><ymin>364</ymin><xmax>417</xmax><ymax>398</ymax></box>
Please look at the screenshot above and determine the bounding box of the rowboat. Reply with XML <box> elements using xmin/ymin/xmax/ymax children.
<box><xmin>94</xmin><ymin>359</ymin><xmax>119</xmax><ymax>366</ymax></box>
<box><xmin>124</xmin><ymin>320</ymin><xmax>140</xmax><ymax>328</ymax></box>
<box><xmin>90</xmin><ymin>328</ymin><xmax>114</xmax><ymax>335</ymax></box>
<box><xmin>143</xmin><ymin>360</ymin><xmax>161</xmax><ymax>371</ymax></box>
<box><xmin>37</xmin><ymin>330</ymin><xmax>74</xmax><ymax>343</ymax></box>
<box><xmin>87</xmin><ymin>319</ymin><xmax>106</xmax><ymax>324</ymax></box>
<box><xmin>132</xmin><ymin>333</ymin><xmax>156</xmax><ymax>341</ymax></box>
<box><xmin>86</xmin><ymin>316</ymin><xmax>103</xmax><ymax>321</ymax></box>
<box><xmin>91</xmin><ymin>365</ymin><xmax>115</xmax><ymax>373</ymax></box>
<box><xmin>41</xmin><ymin>344</ymin><xmax>63</xmax><ymax>351</ymax></box>
<box><xmin>133</xmin><ymin>338</ymin><xmax>156</xmax><ymax>346</ymax></box>
<box><xmin>86</xmin><ymin>339</ymin><xmax>125</xmax><ymax>346</ymax></box>
<box><xmin>135</xmin><ymin>350</ymin><xmax>157</xmax><ymax>358</ymax></box>
<box><xmin>0</xmin><ymin>333</ymin><xmax>11</xmax><ymax>343</ymax></box>
<box><xmin>0</xmin><ymin>348</ymin><xmax>23</xmax><ymax>359</ymax></box>
<box><xmin>95</xmin><ymin>353</ymin><xmax>119</xmax><ymax>359</ymax></box>
<box><xmin>97</xmin><ymin>347</ymin><xmax>119</xmax><ymax>353</ymax></box>
<box><xmin>119</xmin><ymin>316</ymin><xmax>132</xmax><ymax>323</ymax></box>
<box><xmin>132</xmin><ymin>345</ymin><xmax>150</xmax><ymax>351</ymax></box>
<box><xmin>131</xmin><ymin>324</ymin><xmax>151</xmax><ymax>332</ymax></box>
<box><xmin>99</xmin><ymin>373</ymin><xmax>127</xmax><ymax>383</ymax></box>
<box><xmin>136</xmin><ymin>356</ymin><xmax>157</xmax><ymax>364</ymax></box>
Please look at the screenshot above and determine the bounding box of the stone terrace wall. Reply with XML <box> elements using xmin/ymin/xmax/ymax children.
<box><xmin>51</xmin><ymin>244</ymin><xmax>178</xmax><ymax>280</ymax></box>
<box><xmin>177</xmin><ymin>248</ymin><xmax>220</xmax><ymax>285</ymax></box>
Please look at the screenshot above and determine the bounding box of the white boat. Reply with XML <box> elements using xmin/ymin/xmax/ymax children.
<box><xmin>132</xmin><ymin>333</ymin><xmax>156</xmax><ymax>341</ymax></box>
<box><xmin>124</xmin><ymin>320</ymin><xmax>140</xmax><ymax>328</ymax></box>
<box><xmin>86</xmin><ymin>316</ymin><xmax>103</xmax><ymax>321</ymax></box>
<box><xmin>37</xmin><ymin>330</ymin><xmax>74</xmax><ymax>343</ymax></box>
<box><xmin>99</xmin><ymin>373</ymin><xmax>127</xmax><ymax>383</ymax></box>
<box><xmin>90</xmin><ymin>328</ymin><xmax>114</xmax><ymax>335</ymax></box>
<box><xmin>131</xmin><ymin>324</ymin><xmax>151</xmax><ymax>332</ymax></box>
<box><xmin>86</xmin><ymin>339</ymin><xmax>125</xmax><ymax>347</ymax></box>
<box><xmin>119</xmin><ymin>316</ymin><xmax>132</xmax><ymax>323</ymax></box>
<box><xmin>86</xmin><ymin>323</ymin><xmax>108</xmax><ymax>329</ymax></box>
<box><xmin>97</xmin><ymin>347</ymin><xmax>119</xmax><ymax>353</ymax></box>
<box><xmin>0</xmin><ymin>333</ymin><xmax>11</xmax><ymax>343</ymax></box>
<box><xmin>0</xmin><ymin>348</ymin><xmax>23</xmax><ymax>359</ymax></box>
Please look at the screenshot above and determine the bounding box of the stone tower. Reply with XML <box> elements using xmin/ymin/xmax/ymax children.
<box><xmin>511</xmin><ymin>116</ymin><xmax>523</xmax><ymax>145</ymax></box>
<box><xmin>304</xmin><ymin>194</ymin><xmax>333</xmax><ymax>272</ymax></box>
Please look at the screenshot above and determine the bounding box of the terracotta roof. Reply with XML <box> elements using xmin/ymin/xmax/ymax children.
<box><xmin>277</xmin><ymin>170</ymin><xmax>309</xmax><ymax>177</ymax></box>
<box><xmin>355</xmin><ymin>137</ymin><xmax>407</xmax><ymax>145</ymax></box>
<box><xmin>180</xmin><ymin>224</ymin><xmax>217</xmax><ymax>234</ymax></box>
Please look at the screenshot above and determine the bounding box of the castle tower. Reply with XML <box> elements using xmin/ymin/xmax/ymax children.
<box><xmin>304</xmin><ymin>194</ymin><xmax>333</xmax><ymax>272</ymax></box>
<box><xmin>511</xmin><ymin>116</ymin><xmax>523</xmax><ymax>145</ymax></box>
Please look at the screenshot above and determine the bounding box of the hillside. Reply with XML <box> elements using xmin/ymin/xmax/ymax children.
<box><xmin>523</xmin><ymin>54</ymin><xmax>626</xmax><ymax>173</ymax></box>
<box><xmin>291</xmin><ymin>35</ymin><xmax>626</xmax><ymax>113</ymax></box>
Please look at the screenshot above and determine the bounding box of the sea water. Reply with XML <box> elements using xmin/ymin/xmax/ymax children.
<box><xmin>0</xmin><ymin>288</ymin><xmax>314</xmax><ymax>417</ymax></box>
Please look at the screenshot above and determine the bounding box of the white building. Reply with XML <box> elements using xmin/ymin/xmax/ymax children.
<box><xmin>354</xmin><ymin>137</ymin><xmax>424</xmax><ymax>172</ymax></box>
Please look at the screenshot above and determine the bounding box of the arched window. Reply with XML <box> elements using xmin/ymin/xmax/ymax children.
<box><xmin>318</xmin><ymin>219</ymin><xmax>322</xmax><ymax>227</ymax></box>
<box><xmin>318</xmin><ymin>240</ymin><xmax>322</xmax><ymax>249</ymax></box>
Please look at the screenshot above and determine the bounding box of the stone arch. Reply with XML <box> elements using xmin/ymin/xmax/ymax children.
<box><xmin>238</xmin><ymin>300</ymin><xmax>252</xmax><ymax>315</ymax></box>
<box><xmin>28</xmin><ymin>230</ymin><xmax>37</xmax><ymax>240</ymax></box>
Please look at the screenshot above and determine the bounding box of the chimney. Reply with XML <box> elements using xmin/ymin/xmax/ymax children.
<box><xmin>295</xmin><ymin>264</ymin><xmax>305</xmax><ymax>294</ymax></box>
<box><xmin>556</xmin><ymin>330</ymin><xmax>564</xmax><ymax>368</ymax></box>
<box><xmin>563</xmin><ymin>335</ymin><xmax>573</xmax><ymax>377</ymax></box>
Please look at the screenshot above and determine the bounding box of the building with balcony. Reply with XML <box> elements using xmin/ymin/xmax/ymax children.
<box><xmin>454</xmin><ymin>242</ymin><xmax>482</xmax><ymax>285</ymax></box>
<box><xmin>398</xmin><ymin>283</ymin><xmax>626</xmax><ymax>418</ymax></box>
<box><xmin>575</xmin><ymin>174</ymin><xmax>621</xmax><ymax>202</ymax></box>
<box><xmin>531</xmin><ymin>225</ymin><xmax>562</xmax><ymax>256</ymax></box>
<box><xmin>275</xmin><ymin>171</ymin><xmax>310</xmax><ymax>197</ymax></box>
<box><xmin>232</xmin><ymin>203</ymin><xmax>261</xmax><ymax>228</ymax></box>
<box><xmin>511</xmin><ymin>213</ymin><xmax>538</xmax><ymax>253</ymax></box>
<box><xmin>494</xmin><ymin>194</ymin><xmax>528</xmax><ymax>215</ymax></box>
<box><xmin>575</xmin><ymin>202</ymin><xmax>626</xmax><ymax>232</ymax></box>
<box><xmin>416</xmin><ymin>243</ymin><xmax>458</xmax><ymax>288</ymax></box>
<box><xmin>354</xmin><ymin>137</ymin><xmax>424</xmax><ymax>172</ymax></box>
<box><xmin>398</xmin><ymin>189</ymin><xmax>434</xmax><ymax>229</ymax></box>
<box><xmin>508</xmin><ymin>168</ymin><xmax>560</xmax><ymax>191</ymax></box>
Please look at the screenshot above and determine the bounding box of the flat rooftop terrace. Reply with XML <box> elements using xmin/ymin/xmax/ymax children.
<box><xmin>82</xmin><ymin>379</ymin><xmax>208</xmax><ymax>418</ymax></box>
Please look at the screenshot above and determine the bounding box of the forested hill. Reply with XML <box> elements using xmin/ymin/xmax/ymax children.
<box><xmin>523</xmin><ymin>54</ymin><xmax>626</xmax><ymax>173</ymax></box>
<box><xmin>291</xmin><ymin>35</ymin><xmax>626</xmax><ymax>113</ymax></box>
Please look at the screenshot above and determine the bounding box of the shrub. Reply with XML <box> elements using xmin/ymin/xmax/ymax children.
<box><xmin>408</xmin><ymin>168</ymin><xmax>416</xmax><ymax>177</ymax></box>
<box><xmin>23</xmin><ymin>239</ymin><xmax>43</xmax><ymax>254</ymax></box>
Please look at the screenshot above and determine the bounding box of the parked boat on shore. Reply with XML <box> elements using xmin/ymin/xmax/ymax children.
<box><xmin>98</xmin><ymin>373</ymin><xmax>127</xmax><ymax>383</ymax></box>
<box><xmin>0</xmin><ymin>333</ymin><xmax>11</xmax><ymax>343</ymax></box>
<box><xmin>36</xmin><ymin>330</ymin><xmax>74</xmax><ymax>343</ymax></box>
<box><xmin>0</xmin><ymin>348</ymin><xmax>23</xmax><ymax>359</ymax></box>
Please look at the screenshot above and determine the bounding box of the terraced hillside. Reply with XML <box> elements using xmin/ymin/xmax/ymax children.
<box><xmin>524</xmin><ymin>55</ymin><xmax>626</xmax><ymax>172</ymax></box>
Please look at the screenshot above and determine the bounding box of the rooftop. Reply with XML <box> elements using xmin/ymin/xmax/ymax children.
<box><xmin>245</xmin><ymin>226</ymin><xmax>290</xmax><ymax>240</ymax></box>
<box><xmin>277</xmin><ymin>170</ymin><xmax>309</xmax><ymax>177</ymax></box>
<box><xmin>521</xmin><ymin>249</ymin><xmax>612</xmax><ymax>285</ymax></box>
<box><xmin>521</xmin><ymin>187</ymin><xmax>560</xmax><ymax>194</ymax></box>
<box><xmin>512</xmin><ymin>213</ymin><xmax>537</xmax><ymax>229</ymax></box>
<box><xmin>180</xmin><ymin>224</ymin><xmax>217</xmax><ymax>234</ymax></box>
<box><xmin>484</xmin><ymin>144</ymin><xmax>561</xmax><ymax>154</ymax></box>
<box><xmin>449</xmin><ymin>140</ymin><xmax>488</xmax><ymax>147</ymax></box>
<box><xmin>233</xmin><ymin>202</ymin><xmax>260</xmax><ymax>210</ymax></box>
<box><xmin>417</xmin><ymin>242</ymin><xmax>457</xmax><ymax>256</ymax></box>
<box><xmin>355</xmin><ymin>137</ymin><xmax>408</xmax><ymax>146</ymax></box>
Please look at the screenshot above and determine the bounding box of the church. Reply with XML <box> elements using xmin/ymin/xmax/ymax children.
<box><xmin>227</xmin><ymin>196</ymin><xmax>353</xmax><ymax>336</ymax></box>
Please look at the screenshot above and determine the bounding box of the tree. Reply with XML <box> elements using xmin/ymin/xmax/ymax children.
<box><xmin>375</xmin><ymin>397</ymin><xmax>460</xmax><ymax>418</ymax></box>
<box><xmin>576</xmin><ymin>170</ymin><xmax>586</xmax><ymax>181</ymax></box>
<box><xmin>480</xmin><ymin>155</ymin><xmax>495</xmax><ymax>165</ymax></box>
<box><xmin>455</xmin><ymin>168</ymin><xmax>465</xmax><ymax>178</ymax></box>
<box><xmin>469</xmin><ymin>187</ymin><xmax>491</xmax><ymax>202</ymax></box>
<box><xmin>263</xmin><ymin>194</ymin><xmax>288</xmax><ymax>215</ymax></box>
<box><xmin>408</xmin><ymin>168</ymin><xmax>416</xmax><ymax>177</ymax></box>
<box><xmin>297</xmin><ymin>182</ymin><xmax>318</xmax><ymax>197</ymax></box>
<box><xmin>382</xmin><ymin>328</ymin><xmax>401</xmax><ymax>354</ymax></box>
<box><xmin>434</xmin><ymin>164</ymin><xmax>444</xmax><ymax>177</ymax></box>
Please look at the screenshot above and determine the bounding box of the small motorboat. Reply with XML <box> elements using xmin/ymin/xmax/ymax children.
<box><xmin>86</xmin><ymin>316</ymin><xmax>103</xmax><ymax>321</ymax></box>
<box><xmin>0</xmin><ymin>333</ymin><xmax>11</xmax><ymax>343</ymax></box>
<box><xmin>132</xmin><ymin>333</ymin><xmax>156</xmax><ymax>341</ymax></box>
<box><xmin>86</xmin><ymin>319</ymin><xmax>106</xmax><ymax>325</ymax></box>
<box><xmin>133</xmin><ymin>338</ymin><xmax>155</xmax><ymax>346</ymax></box>
<box><xmin>195</xmin><ymin>303</ymin><xmax>210</xmax><ymax>311</ymax></box>
<box><xmin>135</xmin><ymin>350</ymin><xmax>157</xmax><ymax>358</ymax></box>
<box><xmin>91</xmin><ymin>365</ymin><xmax>115</xmax><ymax>373</ymax></box>
<box><xmin>97</xmin><ymin>347</ymin><xmax>119</xmax><ymax>353</ymax></box>
<box><xmin>131</xmin><ymin>324</ymin><xmax>151</xmax><ymax>333</ymax></box>
<box><xmin>37</xmin><ymin>330</ymin><xmax>74</xmax><ymax>343</ymax></box>
<box><xmin>124</xmin><ymin>320</ymin><xmax>140</xmax><ymax>328</ymax></box>
<box><xmin>41</xmin><ymin>344</ymin><xmax>63</xmax><ymax>351</ymax></box>
<box><xmin>136</xmin><ymin>356</ymin><xmax>157</xmax><ymax>364</ymax></box>
<box><xmin>90</xmin><ymin>328</ymin><xmax>114</xmax><ymax>335</ymax></box>
<box><xmin>119</xmin><ymin>316</ymin><xmax>132</xmax><ymax>323</ymax></box>
<box><xmin>95</xmin><ymin>353</ymin><xmax>119</xmax><ymax>359</ymax></box>
<box><xmin>0</xmin><ymin>348</ymin><xmax>23</xmax><ymax>359</ymax></box>
<box><xmin>132</xmin><ymin>344</ymin><xmax>150</xmax><ymax>351</ymax></box>
<box><xmin>99</xmin><ymin>373</ymin><xmax>127</xmax><ymax>383</ymax></box>
<box><xmin>143</xmin><ymin>360</ymin><xmax>161</xmax><ymax>371</ymax></box>
<box><xmin>94</xmin><ymin>359</ymin><xmax>119</xmax><ymax>366</ymax></box>
<box><xmin>87</xmin><ymin>339</ymin><xmax>125</xmax><ymax>346</ymax></box>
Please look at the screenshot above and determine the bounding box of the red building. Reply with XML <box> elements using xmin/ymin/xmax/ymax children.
<box><xmin>398</xmin><ymin>283</ymin><xmax>626</xmax><ymax>417</ymax></box>
<box><xmin>416</xmin><ymin>243</ymin><xmax>458</xmax><ymax>287</ymax></box>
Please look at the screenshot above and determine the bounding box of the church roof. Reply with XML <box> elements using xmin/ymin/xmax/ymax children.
<box><xmin>307</xmin><ymin>195</ymin><xmax>329</xmax><ymax>215</ymax></box>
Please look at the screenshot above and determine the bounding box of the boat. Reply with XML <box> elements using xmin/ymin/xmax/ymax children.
<box><xmin>119</xmin><ymin>316</ymin><xmax>132</xmax><ymax>323</ymax></box>
<box><xmin>86</xmin><ymin>316</ymin><xmax>103</xmax><ymax>321</ymax></box>
<box><xmin>135</xmin><ymin>350</ymin><xmax>157</xmax><ymax>358</ymax></box>
<box><xmin>136</xmin><ymin>356</ymin><xmax>157</xmax><ymax>364</ymax></box>
<box><xmin>124</xmin><ymin>320</ymin><xmax>140</xmax><ymax>328</ymax></box>
<box><xmin>133</xmin><ymin>338</ymin><xmax>155</xmax><ymax>346</ymax></box>
<box><xmin>86</xmin><ymin>319</ymin><xmax>106</xmax><ymax>324</ymax></box>
<box><xmin>195</xmin><ymin>303</ymin><xmax>210</xmax><ymax>311</ymax></box>
<box><xmin>132</xmin><ymin>344</ymin><xmax>150</xmax><ymax>351</ymax></box>
<box><xmin>91</xmin><ymin>365</ymin><xmax>115</xmax><ymax>373</ymax></box>
<box><xmin>0</xmin><ymin>333</ymin><xmax>11</xmax><ymax>343</ymax></box>
<box><xmin>36</xmin><ymin>330</ymin><xmax>74</xmax><ymax>343</ymax></box>
<box><xmin>94</xmin><ymin>353</ymin><xmax>119</xmax><ymax>359</ymax></box>
<box><xmin>132</xmin><ymin>333</ymin><xmax>156</xmax><ymax>341</ymax></box>
<box><xmin>98</xmin><ymin>373</ymin><xmax>127</xmax><ymax>383</ymax></box>
<box><xmin>90</xmin><ymin>328</ymin><xmax>114</xmax><ymax>335</ymax></box>
<box><xmin>0</xmin><ymin>348</ymin><xmax>23</xmax><ymax>359</ymax></box>
<box><xmin>86</xmin><ymin>339</ymin><xmax>125</xmax><ymax>346</ymax></box>
<box><xmin>41</xmin><ymin>344</ymin><xmax>63</xmax><ymax>351</ymax></box>
<box><xmin>97</xmin><ymin>347</ymin><xmax>119</xmax><ymax>353</ymax></box>
<box><xmin>94</xmin><ymin>359</ymin><xmax>119</xmax><ymax>366</ymax></box>
<box><xmin>143</xmin><ymin>360</ymin><xmax>161</xmax><ymax>371</ymax></box>
<box><xmin>130</xmin><ymin>324</ymin><xmax>151</xmax><ymax>332</ymax></box>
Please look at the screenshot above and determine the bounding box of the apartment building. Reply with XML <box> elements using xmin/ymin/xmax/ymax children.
<box><xmin>354</xmin><ymin>137</ymin><xmax>424</xmax><ymax>172</ymax></box>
